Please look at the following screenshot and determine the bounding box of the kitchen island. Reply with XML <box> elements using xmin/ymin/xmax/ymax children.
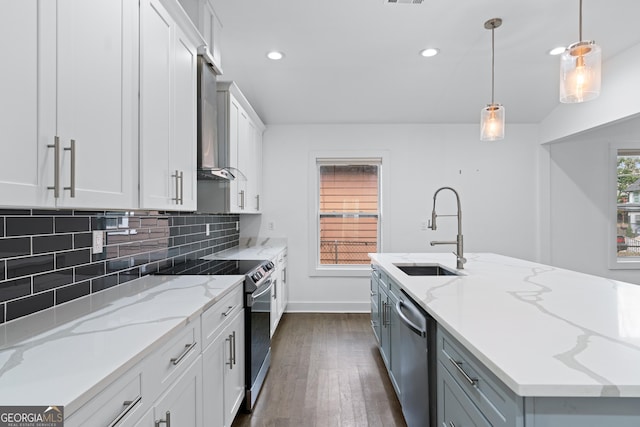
<box><xmin>370</xmin><ymin>252</ymin><xmax>640</xmax><ymax>426</ymax></box>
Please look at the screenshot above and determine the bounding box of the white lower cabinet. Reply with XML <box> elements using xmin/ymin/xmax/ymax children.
<box><xmin>65</xmin><ymin>367</ymin><xmax>144</xmax><ymax>427</ymax></box>
<box><xmin>437</xmin><ymin>326</ymin><xmax>523</xmax><ymax>427</ymax></box>
<box><xmin>203</xmin><ymin>308</ymin><xmax>245</xmax><ymax>427</ymax></box>
<box><xmin>63</xmin><ymin>283</ymin><xmax>246</xmax><ymax>427</ymax></box>
<box><xmin>270</xmin><ymin>249</ymin><xmax>288</xmax><ymax>337</ymax></box>
<box><xmin>135</xmin><ymin>356</ymin><xmax>203</xmax><ymax>427</ymax></box>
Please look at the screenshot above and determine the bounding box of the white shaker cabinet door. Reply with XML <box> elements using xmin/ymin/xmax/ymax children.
<box><xmin>140</xmin><ymin>0</ymin><xmax>174</xmax><ymax>210</ymax></box>
<box><xmin>0</xmin><ymin>0</ymin><xmax>54</xmax><ymax>207</ymax></box>
<box><xmin>172</xmin><ymin>25</ymin><xmax>198</xmax><ymax>211</ymax></box>
<box><xmin>55</xmin><ymin>0</ymin><xmax>138</xmax><ymax>209</ymax></box>
<box><xmin>140</xmin><ymin>0</ymin><xmax>197</xmax><ymax>211</ymax></box>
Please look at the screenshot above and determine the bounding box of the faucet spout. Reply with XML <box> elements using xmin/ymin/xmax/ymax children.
<box><xmin>429</xmin><ymin>187</ymin><xmax>465</xmax><ymax>269</ymax></box>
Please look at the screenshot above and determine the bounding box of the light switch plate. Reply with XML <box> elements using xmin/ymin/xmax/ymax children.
<box><xmin>93</xmin><ymin>230</ymin><xmax>104</xmax><ymax>254</ymax></box>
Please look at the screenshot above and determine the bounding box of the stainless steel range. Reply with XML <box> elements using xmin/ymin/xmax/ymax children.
<box><xmin>157</xmin><ymin>258</ymin><xmax>275</xmax><ymax>412</ymax></box>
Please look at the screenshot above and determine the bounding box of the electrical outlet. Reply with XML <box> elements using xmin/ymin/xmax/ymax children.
<box><xmin>93</xmin><ymin>230</ymin><xmax>104</xmax><ymax>254</ymax></box>
<box><xmin>235</xmin><ymin>221</ymin><xmax>239</xmax><ymax>231</ymax></box>
<box><xmin>268</xmin><ymin>222</ymin><xmax>274</xmax><ymax>231</ymax></box>
<box><xmin>420</xmin><ymin>221</ymin><xmax>429</xmax><ymax>231</ymax></box>
<box><xmin>206</xmin><ymin>223</ymin><xmax>211</xmax><ymax>236</ymax></box>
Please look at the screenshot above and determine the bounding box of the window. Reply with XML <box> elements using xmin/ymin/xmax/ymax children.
<box><xmin>615</xmin><ymin>149</ymin><xmax>640</xmax><ymax>261</ymax></box>
<box><xmin>318</xmin><ymin>162</ymin><xmax>380</xmax><ymax>265</ymax></box>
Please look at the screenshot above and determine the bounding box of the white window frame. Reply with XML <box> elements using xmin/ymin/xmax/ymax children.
<box><xmin>609</xmin><ymin>142</ymin><xmax>640</xmax><ymax>270</ymax></box>
<box><xmin>307</xmin><ymin>150</ymin><xmax>389</xmax><ymax>277</ymax></box>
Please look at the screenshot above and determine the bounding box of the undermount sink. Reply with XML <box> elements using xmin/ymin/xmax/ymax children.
<box><xmin>394</xmin><ymin>264</ymin><xmax>460</xmax><ymax>276</ymax></box>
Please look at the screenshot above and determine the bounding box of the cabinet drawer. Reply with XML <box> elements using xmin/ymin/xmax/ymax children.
<box><xmin>66</xmin><ymin>368</ymin><xmax>143</xmax><ymax>427</ymax></box>
<box><xmin>201</xmin><ymin>285</ymin><xmax>244</xmax><ymax>350</ymax></box>
<box><xmin>144</xmin><ymin>321</ymin><xmax>201</xmax><ymax>403</ymax></box>
<box><xmin>439</xmin><ymin>362</ymin><xmax>492</xmax><ymax>427</ymax></box>
<box><xmin>438</xmin><ymin>327</ymin><xmax>522</xmax><ymax>427</ymax></box>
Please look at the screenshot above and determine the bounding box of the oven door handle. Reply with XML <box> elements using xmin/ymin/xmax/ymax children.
<box><xmin>251</xmin><ymin>279</ymin><xmax>273</xmax><ymax>301</ymax></box>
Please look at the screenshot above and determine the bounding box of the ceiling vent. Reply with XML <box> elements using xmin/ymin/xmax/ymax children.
<box><xmin>385</xmin><ymin>0</ymin><xmax>424</xmax><ymax>4</ymax></box>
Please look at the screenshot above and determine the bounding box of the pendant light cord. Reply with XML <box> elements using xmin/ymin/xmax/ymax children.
<box><xmin>491</xmin><ymin>25</ymin><xmax>495</xmax><ymax>105</ymax></box>
<box><xmin>579</xmin><ymin>0</ymin><xmax>583</xmax><ymax>41</ymax></box>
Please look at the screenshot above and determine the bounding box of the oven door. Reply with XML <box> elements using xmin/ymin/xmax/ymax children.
<box><xmin>246</xmin><ymin>278</ymin><xmax>272</xmax><ymax>410</ymax></box>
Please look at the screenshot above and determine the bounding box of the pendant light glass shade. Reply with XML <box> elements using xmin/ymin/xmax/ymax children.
<box><xmin>559</xmin><ymin>0</ymin><xmax>601</xmax><ymax>103</ymax></box>
<box><xmin>480</xmin><ymin>104</ymin><xmax>505</xmax><ymax>141</ymax></box>
<box><xmin>559</xmin><ymin>41</ymin><xmax>601</xmax><ymax>103</ymax></box>
<box><xmin>480</xmin><ymin>18</ymin><xmax>504</xmax><ymax>142</ymax></box>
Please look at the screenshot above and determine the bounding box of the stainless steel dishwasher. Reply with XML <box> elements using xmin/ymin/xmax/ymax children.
<box><xmin>395</xmin><ymin>290</ymin><xmax>436</xmax><ymax>427</ymax></box>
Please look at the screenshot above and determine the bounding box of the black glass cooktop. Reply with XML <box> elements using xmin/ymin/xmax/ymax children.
<box><xmin>156</xmin><ymin>258</ymin><xmax>266</xmax><ymax>276</ymax></box>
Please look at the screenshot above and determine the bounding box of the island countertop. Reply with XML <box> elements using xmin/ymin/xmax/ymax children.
<box><xmin>369</xmin><ymin>252</ymin><xmax>640</xmax><ymax>398</ymax></box>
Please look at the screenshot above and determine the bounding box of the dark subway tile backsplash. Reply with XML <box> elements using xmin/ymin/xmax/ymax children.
<box><xmin>7</xmin><ymin>255</ymin><xmax>54</xmax><ymax>279</ymax></box>
<box><xmin>6</xmin><ymin>216</ymin><xmax>54</xmax><ymax>236</ymax></box>
<box><xmin>6</xmin><ymin>291</ymin><xmax>54</xmax><ymax>322</ymax></box>
<box><xmin>56</xmin><ymin>281</ymin><xmax>91</xmax><ymax>304</ymax></box>
<box><xmin>55</xmin><ymin>216</ymin><xmax>91</xmax><ymax>233</ymax></box>
<box><xmin>0</xmin><ymin>277</ymin><xmax>31</xmax><ymax>303</ymax></box>
<box><xmin>33</xmin><ymin>234</ymin><xmax>73</xmax><ymax>254</ymax></box>
<box><xmin>0</xmin><ymin>210</ymin><xmax>240</xmax><ymax>323</ymax></box>
<box><xmin>33</xmin><ymin>269</ymin><xmax>74</xmax><ymax>293</ymax></box>
<box><xmin>56</xmin><ymin>249</ymin><xmax>91</xmax><ymax>269</ymax></box>
<box><xmin>0</xmin><ymin>237</ymin><xmax>31</xmax><ymax>258</ymax></box>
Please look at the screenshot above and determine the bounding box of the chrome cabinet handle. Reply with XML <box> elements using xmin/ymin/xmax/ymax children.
<box><xmin>170</xmin><ymin>341</ymin><xmax>197</xmax><ymax>366</ymax></box>
<box><xmin>155</xmin><ymin>411</ymin><xmax>171</xmax><ymax>427</ymax></box>
<box><xmin>63</xmin><ymin>139</ymin><xmax>76</xmax><ymax>197</ymax></box>
<box><xmin>239</xmin><ymin>190</ymin><xmax>245</xmax><ymax>209</ymax></box>
<box><xmin>231</xmin><ymin>330</ymin><xmax>236</xmax><ymax>366</ymax></box>
<box><xmin>381</xmin><ymin>301</ymin><xmax>387</xmax><ymax>327</ymax></box>
<box><xmin>448</xmin><ymin>356</ymin><xmax>479</xmax><ymax>386</ymax></box>
<box><xmin>256</xmin><ymin>194</ymin><xmax>260</xmax><ymax>210</ymax></box>
<box><xmin>179</xmin><ymin>170</ymin><xmax>184</xmax><ymax>205</ymax></box>
<box><xmin>226</xmin><ymin>334</ymin><xmax>233</xmax><ymax>368</ymax></box>
<box><xmin>172</xmin><ymin>170</ymin><xmax>184</xmax><ymax>204</ymax></box>
<box><xmin>108</xmin><ymin>396</ymin><xmax>142</xmax><ymax>427</ymax></box>
<box><xmin>282</xmin><ymin>267</ymin><xmax>286</xmax><ymax>283</ymax></box>
<box><xmin>47</xmin><ymin>136</ymin><xmax>60</xmax><ymax>198</ymax></box>
<box><xmin>222</xmin><ymin>305</ymin><xmax>234</xmax><ymax>317</ymax></box>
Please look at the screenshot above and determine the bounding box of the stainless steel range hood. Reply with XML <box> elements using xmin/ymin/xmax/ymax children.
<box><xmin>197</xmin><ymin>55</ymin><xmax>234</xmax><ymax>181</ymax></box>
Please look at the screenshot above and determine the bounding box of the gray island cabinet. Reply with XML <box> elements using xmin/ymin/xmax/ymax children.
<box><xmin>369</xmin><ymin>253</ymin><xmax>640</xmax><ymax>427</ymax></box>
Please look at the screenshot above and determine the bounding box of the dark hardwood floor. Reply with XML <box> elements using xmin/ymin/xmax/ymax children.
<box><xmin>232</xmin><ymin>313</ymin><xmax>406</xmax><ymax>427</ymax></box>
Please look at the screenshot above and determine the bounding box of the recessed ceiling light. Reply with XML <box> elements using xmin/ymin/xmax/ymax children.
<box><xmin>419</xmin><ymin>48</ymin><xmax>440</xmax><ymax>57</ymax></box>
<box><xmin>548</xmin><ymin>46</ymin><xmax>566</xmax><ymax>56</ymax></box>
<box><xmin>266</xmin><ymin>51</ymin><xmax>284</xmax><ymax>60</ymax></box>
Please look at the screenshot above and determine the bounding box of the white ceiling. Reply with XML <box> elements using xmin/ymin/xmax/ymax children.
<box><xmin>210</xmin><ymin>0</ymin><xmax>640</xmax><ymax>125</ymax></box>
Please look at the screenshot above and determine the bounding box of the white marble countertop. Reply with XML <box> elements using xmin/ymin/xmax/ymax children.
<box><xmin>206</xmin><ymin>237</ymin><xmax>287</xmax><ymax>261</ymax></box>
<box><xmin>0</xmin><ymin>274</ymin><xmax>244</xmax><ymax>413</ymax></box>
<box><xmin>369</xmin><ymin>252</ymin><xmax>640</xmax><ymax>398</ymax></box>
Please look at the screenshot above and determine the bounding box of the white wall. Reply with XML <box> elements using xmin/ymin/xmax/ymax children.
<box><xmin>242</xmin><ymin>123</ymin><xmax>541</xmax><ymax>312</ymax></box>
<box><xmin>545</xmin><ymin>116</ymin><xmax>640</xmax><ymax>284</ymax></box>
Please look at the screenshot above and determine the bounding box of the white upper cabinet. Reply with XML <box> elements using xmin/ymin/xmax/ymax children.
<box><xmin>177</xmin><ymin>0</ymin><xmax>223</xmax><ymax>73</ymax></box>
<box><xmin>0</xmin><ymin>0</ymin><xmax>50</xmax><ymax>207</ymax></box>
<box><xmin>198</xmin><ymin>82</ymin><xmax>264</xmax><ymax>214</ymax></box>
<box><xmin>0</xmin><ymin>0</ymin><xmax>138</xmax><ymax>209</ymax></box>
<box><xmin>139</xmin><ymin>0</ymin><xmax>202</xmax><ymax>211</ymax></box>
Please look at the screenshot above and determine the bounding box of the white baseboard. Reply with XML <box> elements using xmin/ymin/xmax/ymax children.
<box><xmin>285</xmin><ymin>301</ymin><xmax>370</xmax><ymax>313</ymax></box>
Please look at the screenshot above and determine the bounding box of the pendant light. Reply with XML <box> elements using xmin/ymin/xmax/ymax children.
<box><xmin>480</xmin><ymin>18</ymin><xmax>504</xmax><ymax>141</ymax></box>
<box><xmin>559</xmin><ymin>0</ymin><xmax>601</xmax><ymax>103</ymax></box>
